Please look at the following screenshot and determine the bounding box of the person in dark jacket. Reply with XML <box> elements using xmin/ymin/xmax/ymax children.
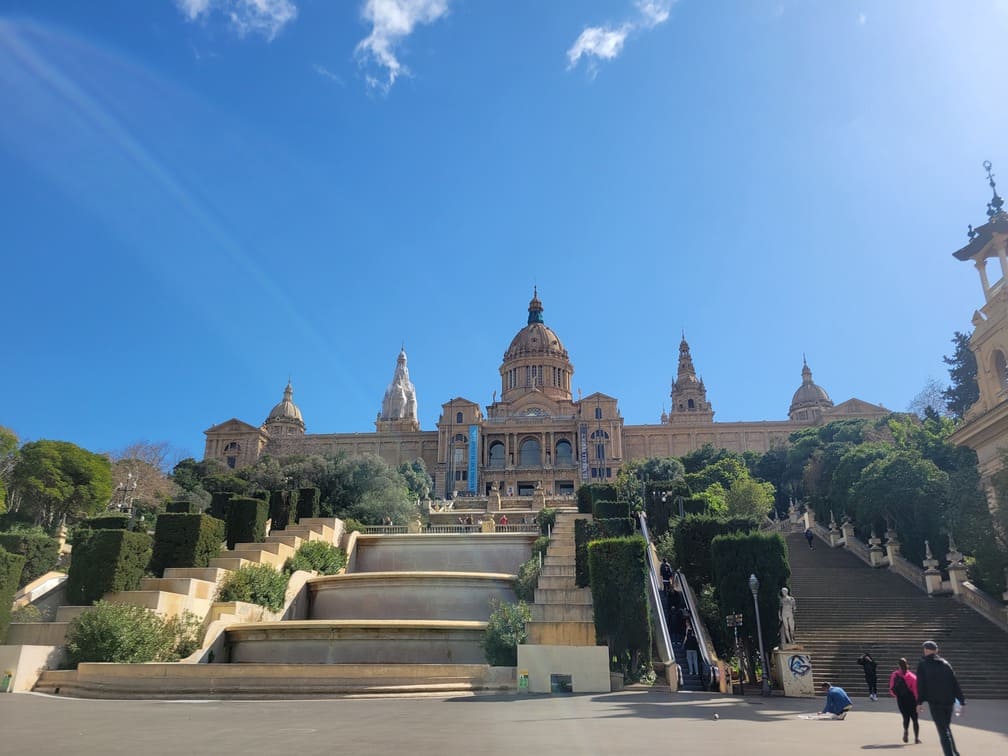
<box><xmin>916</xmin><ymin>641</ymin><xmax>964</xmax><ymax>756</ymax></box>
<box><xmin>659</xmin><ymin>558</ymin><xmax>673</xmax><ymax>595</ymax></box>
<box><xmin>857</xmin><ymin>652</ymin><xmax>879</xmax><ymax>700</ymax></box>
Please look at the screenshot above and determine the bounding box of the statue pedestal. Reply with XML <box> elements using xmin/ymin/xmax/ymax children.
<box><xmin>772</xmin><ymin>647</ymin><xmax>815</xmax><ymax>697</ymax></box>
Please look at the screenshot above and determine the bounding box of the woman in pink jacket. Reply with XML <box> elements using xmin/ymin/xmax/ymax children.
<box><xmin>889</xmin><ymin>657</ymin><xmax>920</xmax><ymax>744</ymax></box>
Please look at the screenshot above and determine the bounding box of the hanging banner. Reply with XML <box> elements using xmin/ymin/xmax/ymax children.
<box><xmin>579</xmin><ymin>423</ymin><xmax>589</xmax><ymax>481</ymax></box>
<box><xmin>468</xmin><ymin>424</ymin><xmax>479</xmax><ymax>493</ymax></box>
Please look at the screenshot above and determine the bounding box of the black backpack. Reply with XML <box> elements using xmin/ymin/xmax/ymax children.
<box><xmin>893</xmin><ymin>674</ymin><xmax>910</xmax><ymax>698</ymax></box>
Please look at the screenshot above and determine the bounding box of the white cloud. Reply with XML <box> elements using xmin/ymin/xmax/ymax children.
<box><xmin>636</xmin><ymin>0</ymin><xmax>673</xmax><ymax>28</ymax></box>
<box><xmin>313</xmin><ymin>63</ymin><xmax>345</xmax><ymax>86</ymax></box>
<box><xmin>857</xmin><ymin>12</ymin><xmax>867</xmax><ymax>25</ymax></box>
<box><xmin>567</xmin><ymin>25</ymin><xmax>630</xmax><ymax>69</ymax></box>
<box><xmin>355</xmin><ymin>0</ymin><xmax>451</xmax><ymax>93</ymax></box>
<box><xmin>568</xmin><ymin>0</ymin><xmax>673</xmax><ymax>73</ymax></box>
<box><xmin>174</xmin><ymin>0</ymin><xmax>297</xmax><ymax>41</ymax></box>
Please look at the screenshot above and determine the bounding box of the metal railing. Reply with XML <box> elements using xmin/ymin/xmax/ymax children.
<box><xmin>637</xmin><ymin>513</ymin><xmax>677</xmax><ymax>689</ymax></box>
<box><xmin>675</xmin><ymin>570</ymin><xmax>719</xmax><ymax>690</ymax></box>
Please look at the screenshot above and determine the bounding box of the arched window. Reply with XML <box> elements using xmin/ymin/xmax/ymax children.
<box><xmin>590</xmin><ymin>430</ymin><xmax>609</xmax><ymax>462</ymax></box>
<box><xmin>519</xmin><ymin>438</ymin><xmax>541</xmax><ymax>466</ymax></box>
<box><xmin>488</xmin><ymin>441</ymin><xmax>506</xmax><ymax>469</ymax></box>
<box><xmin>595</xmin><ymin>407</ymin><xmax>602</xmax><ymax>419</ymax></box>
<box><xmin>223</xmin><ymin>441</ymin><xmax>240</xmax><ymax>469</ymax></box>
<box><xmin>555</xmin><ymin>439</ymin><xmax>573</xmax><ymax>465</ymax></box>
<box><xmin>456</xmin><ymin>411</ymin><xmax>464</xmax><ymax>424</ymax></box>
<box><xmin>687</xmin><ymin>398</ymin><xmax>695</xmax><ymax>409</ymax></box>
<box><xmin>994</xmin><ymin>350</ymin><xmax>1008</xmax><ymax>390</ymax></box>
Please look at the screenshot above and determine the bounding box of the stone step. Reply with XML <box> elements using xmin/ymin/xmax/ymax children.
<box><xmin>163</xmin><ymin>567</ymin><xmax>231</xmax><ymax>583</ymax></box>
<box><xmin>54</xmin><ymin>606</ymin><xmax>91</xmax><ymax>622</ymax></box>
<box><xmin>5</xmin><ymin>621</ymin><xmax>71</xmax><ymax>646</ymax></box>
<box><xmin>139</xmin><ymin>577</ymin><xmax>217</xmax><ymax>600</ymax></box>
<box><xmin>529</xmin><ymin>603</ymin><xmax>594</xmax><ymax>623</ymax></box>
<box><xmin>533</xmin><ymin>588</ymin><xmax>593</xmax><ymax>605</ymax></box>
<box><xmin>540</xmin><ymin>564</ymin><xmax>575</xmax><ymax>577</ymax></box>
<box><xmin>103</xmin><ymin>591</ymin><xmax>212</xmax><ymax>619</ymax></box>
<box><xmin>526</xmin><ymin>621</ymin><xmax>597</xmax><ymax>645</ymax></box>
<box><xmin>234</xmin><ymin>541</ymin><xmax>295</xmax><ymax>559</ymax></box>
<box><xmin>265</xmin><ymin>533</ymin><xmax>304</xmax><ymax>550</ymax></box>
<box><xmin>537</xmin><ymin>575</ymin><xmax>576</xmax><ymax>590</ymax></box>
<box><xmin>208</xmin><ymin>556</ymin><xmax>253</xmax><ymax>571</ymax></box>
<box><xmin>218</xmin><ymin>548</ymin><xmax>285</xmax><ymax>568</ymax></box>
<box><xmin>543</xmin><ymin>555</ymin><xmax>575</xmax><ymax>566</ymax></box>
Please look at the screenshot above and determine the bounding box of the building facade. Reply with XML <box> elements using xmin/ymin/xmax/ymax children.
<box><xmin>204</xmin><ymin>290</ymin><xmax>888</xmax><ymax>498</ymax></box>
<box><xmin>950</xmin><ymin>163</ymin><xmax>1008</xmax><ymax>504</ymax></box>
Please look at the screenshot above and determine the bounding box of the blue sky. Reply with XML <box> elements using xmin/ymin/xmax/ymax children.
<box><xmin>2</xmin><ymin>0</ymin><xmax>1007</xmax><ymax>464</ymax></box>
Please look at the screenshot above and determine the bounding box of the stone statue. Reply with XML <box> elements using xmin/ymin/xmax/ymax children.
<box><xmin>779</xmin><ymin>587</ymin><xmax>797</xmax><ymax>647</ymax></box>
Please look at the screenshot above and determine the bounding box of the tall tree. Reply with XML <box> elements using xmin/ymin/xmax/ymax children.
<box><xmin>9</xmin><ymin>440</ymin><xmax>113</xmax><ymax>527</ymax></box>
<box><xmin>0</xmin><ymin>426</ymin><xmax>18</xmax><ymax>513</ymax></box>
<box><xmin>942</xmin><ymin>331</ymin><xmax>979</xmax><ymax>421</ymax></box>
<box><xmin>907</xmin><ymin>377</ymin><xmax>949</xmax><ymax>418</ymax></box>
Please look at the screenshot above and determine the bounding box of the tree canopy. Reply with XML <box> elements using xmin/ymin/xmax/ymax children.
<box><xmin>9</xmin><ymin>440</ymin><xmax>113</xmax><ymax>527</ymax></box>
<box><xmin>942</xmin><ymin>331</ymin><xmax>979</xmax><ymax>421</ymax></box>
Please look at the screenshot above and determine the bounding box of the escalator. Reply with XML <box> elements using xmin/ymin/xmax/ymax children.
<box><xmin>638</xmin><ymin>512</ymin><xmax>720</xmax><ymax>692</ymax></box>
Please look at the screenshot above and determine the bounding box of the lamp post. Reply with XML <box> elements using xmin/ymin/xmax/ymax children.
<box><xmin>749</xmin><ymin>573</ymin><xmax>771</xmax><ymax>696</ymax></box>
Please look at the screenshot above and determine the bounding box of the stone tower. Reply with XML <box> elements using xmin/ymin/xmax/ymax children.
<box><xmin>666</xmin><ymin>335</ymin><xmax>714</xmax><ymax>423</ymax></box>
<box><xmin>376</xmin><ymin>348</ymin><xmax>420</xmax><ymax>432</ymax></box>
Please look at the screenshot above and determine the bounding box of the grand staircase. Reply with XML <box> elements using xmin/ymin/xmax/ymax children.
<box><xmin>785</xmin><ymin>532</ymin><xmax>1008</xmax><ymax>699</ymax></box>
<box><xmin>526</xmin><ymin>511</ymin><xmax>596</xmax><ymax>646</ymax></box>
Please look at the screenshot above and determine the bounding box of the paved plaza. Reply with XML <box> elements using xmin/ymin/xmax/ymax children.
<box><xmin>3</xmin><ymin>689</ymin><xmax>1005</xmax><ymax>755</ymax></box>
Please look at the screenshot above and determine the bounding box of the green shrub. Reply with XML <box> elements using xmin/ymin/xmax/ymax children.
<box><xmin>654</xmin><ymin>530</ymin><xmax>676</xmax><ymax>566</ymax></box>
<box><xmin>576</xmin><ymin>486</ymin><xmax>593</xmax><ymax>514</ymax></box>
<box><xmin>84</xmin><ymin>514</ymin><xmax>130</xmax><ymax>530</ymax></box>
<box><xmin>225</xmin><ymin>497</ymin><xmax>269</xmax><ymax>550</ymax></box>
<box><xmin>535</xmin><ymin>507</ymin><xmax>557</xmax><ymax>536</ymax></box>
<box><xmin>341</xmin><ymin>517</ymin><xmax>365</xmax><ymax>534</ymax></box>
<box><xmin>593</xmin><ymin>500</ymin><xmax>628</xmax><ymax>519</ymax></box>
<box><xmin>0</xmin><ymin>531</ymin><xmax>60</xmax><ymax>588</ymax></box>
<box><xmin>268</xmin><ymin>490</ymin><xmax>297</xmax><ymax>532</ymax></box>
<box><xmin>216</xmin><ymin>564</ymin><xmax>289</xmax><ymax>612</ymax></box>
<box><xmin>296</xmin><ymin>487</ymin><xmax>320</xmax><ymax>521</ymax></box>
<box><xmin>0</xmin><ymin>547</ymin><xmax>27</xmax><ymax>641</ymax></box>
<box><xmin>64</xmin><ymin>601</ymin><xmax>197</xmax><ymax>666</ymax></box>
<box><xmin>672</xmin><ymin>514</ymin><xmax>761</xmax><ymax>586</ymax></box>
<box><xmin>574</xmin><ymin>518</ymin><xmax>634</xmax><ymax>587</ymax></box>
<box><xmin>481</xmin><ymin>599</ymin><xmax>531</xmax><ymax>666</ymax></box>
<box><xmin>208</xmin><ymin>491</ymin><xmax>233</xmax><ymax>520</ymax></box>
<box><xmin>149</xmin><ymin>514</ymin><xmax>225</xmax><ymax>576</ymax></box>
<box><xmin>165</xmin><ymin>501</ymin><xmax>202</xmax><ymax>514</ymax></box>
<box><xmin>711</xmin><ymin>530</ymin><xmax>790</xmax><ymax>666</ymax></box>
<box><xmin>283</xmin><ymin>541</ymin><xmax>347</xmax><ymax>575</ymax></box>
<box><xmin>11</xmin><ymin>603</ymin><xmax>42</xmax><ymax>623</ymax></box>
<box><xmin>65</xmin><ymin>530</ymin><xmax>152</xmax><ymax>605</ymax></box>
<box><xmin>587</xmin><ymin>535</ymin><xmax>650</xmax><ymax>678</ymax></box>
<box><xmin>514</xmin><ymin>557</ymin><xmax>541</xmax><ymax>602</ymax></box>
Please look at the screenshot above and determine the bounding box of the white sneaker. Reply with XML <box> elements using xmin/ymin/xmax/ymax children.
<box><xmin>870</xmin><ymin>694</ymin><xmax>877</xmax><ymax>701</ymax></box>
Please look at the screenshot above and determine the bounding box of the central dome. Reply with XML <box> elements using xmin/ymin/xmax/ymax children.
<box><xmin>498</xmin><ymin>289</ymin><xmax>574</xmax><ymax>404</ymax></box>
<box><xmin>503</xmin><ymin>289</ymin><xmax>569</xmax><ymax>361</ymax></box>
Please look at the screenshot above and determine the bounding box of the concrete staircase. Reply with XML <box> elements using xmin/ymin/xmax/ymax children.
<box><xmin>785</xmin><ymin>532</ymin><xmax>1008</xmax><ymax>699</ymax></box>
<box><xmin>526</xmin><ymin>511</ymin><xmax>596</xmax><ymax>646</ymax></box>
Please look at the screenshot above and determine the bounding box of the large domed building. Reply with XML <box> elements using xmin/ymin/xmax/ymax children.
<box><xmin>204</xmin><ymin>290</ymin><xmax>888</xmax><ymax>498</ymax></box>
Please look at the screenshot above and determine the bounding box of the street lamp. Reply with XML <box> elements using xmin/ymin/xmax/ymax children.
<box><xmin>115</xmin><ymin>472</ymin><xmax>139</xmax><ymax>527</ymax></box>
<box><xmin>749</xmin><ymin>573</ymin><xmax>771</xmax><ymax>696</ymax></box>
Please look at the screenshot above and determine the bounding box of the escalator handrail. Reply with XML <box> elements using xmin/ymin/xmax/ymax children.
<box><xmin>636</xmin><ymin>513</ymin><xmax>675</xmax><ymax>670</ymax></box>
<box><xmin>674</xmin><ymin>569</ymin><xmax>719</xmax><ymax>688</ymax></box>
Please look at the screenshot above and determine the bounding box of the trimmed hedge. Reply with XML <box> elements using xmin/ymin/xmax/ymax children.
<box><xmin>711</xmin><ymin>530</ymin><xmax>791</xmax><ymax>672</ymax></box>
<box><xmin>574</xmin><ymin>517</ymin><xmax>635</xmax><ymax>587</ymax></box>
<box><xmin>66</xmin><ymin>529</ymin><xmax>152</xmax><ymax>605</ymax></box>
<box><xmin>84</xmin><ymin>514</ymin><xmax>130</xmax><ymax>530</ymax></box>
<box><xmin>0</xmin><ymin>532</ymin><xmax>60</xmax><ymax>588</ymax></box>
<box><xmin>535</xmin><ymin>507</ymin><xmax>557</xmax><ymax>536</ymax></box>
<box><xmin>283</xmin><ymin>541</ymin><xmax>346</xmax><ymax>576</ymax></box>
<box><xmin>149</xmin><ymin>514</ymin><xmax>226</xmax><ymax>576</ymax></box>
<box><xmin>588</xmin><ymin>535</ymin><xmax>651</xmax><ymax>677</ymax></box>
<box><xmin>576</xmin><ymin>484</ymin><xmax>618</xmax><ymax>514</ymax></box>
<box><xmin>593</xmin><ymin>500</ymin><xmax>629</xmax><ymax>519</ymax></box>
<box><xmin>296</xmin><ymin>487</ymin><xmax>320</xmax><ymax>521</ymax></box>
<box><xmin>268</xmin><ymin>490</ymin><xmax>296</xmax><ymax>532</ymax></box>
<box><xmin>672</xmin><ymin>514</ymin><xmax>761</xmax><ymax>587</ymax></box>
<box><xmin>0</xmin><ymin>547</ymin><xmax>27</xmax><ymax>642</ymax></box>
<box><xmin>166</xmin><ymin>501</ymin><xmax>203</xmax><ymax>514</ymax></box>
<box><xmin>225</xmin><ymin>497</ymin><xmax>269</xmax><ymax>550</ymax></box>
<box><xmin>208</xmin><ymin>491</ymin><xmax>233</xmax><ymax>520</ymax></box>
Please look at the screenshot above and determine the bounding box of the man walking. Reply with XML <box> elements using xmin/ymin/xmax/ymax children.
<box><xmin>916</xmin><ymin>640</ymin><xmax>964</xmax><ymax>756</ymax></box>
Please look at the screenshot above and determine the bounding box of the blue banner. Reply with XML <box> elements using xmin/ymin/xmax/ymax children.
<box><xmin>468</xmin><ymin>424</ymin><xmax>478</xmax><ymax>493</ymax></box>
<box><xmin>579</xmin><ymin>423</ymin><xmax>589</xmax><ymax>481</ymax></box>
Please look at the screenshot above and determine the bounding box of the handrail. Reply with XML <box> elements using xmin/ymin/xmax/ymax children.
<box><xmin>675</xmin><ymin>569</ymin><xmax>719</xmax><ymax>690</ymax></box>
<box><xmin>636</xmin><ymin>513</ymin><xmax>677</xmax><ymax>689</ymax></box>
